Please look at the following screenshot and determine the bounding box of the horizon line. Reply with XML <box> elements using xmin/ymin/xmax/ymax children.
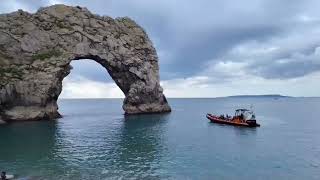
<box><xmin>59</xmin><ymin>96</ymin><xmax>320</xmax><ymax>100</ymax></box>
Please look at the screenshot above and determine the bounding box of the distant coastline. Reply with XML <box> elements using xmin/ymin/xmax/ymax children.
<box><xmin>226</xmin><ymin>94</ymin><xmax>292</xmax><ymax>98</ymax></box>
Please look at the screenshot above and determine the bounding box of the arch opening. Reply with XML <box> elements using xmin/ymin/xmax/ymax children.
<box><xmin>60</xmin><ymin>59</ymin><xmax>124</xmax><ymax>99</ymax></box>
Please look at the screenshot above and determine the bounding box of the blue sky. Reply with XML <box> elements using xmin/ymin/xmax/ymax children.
<box><xmin>1</xmin><ymin>0</ymin><xmax>320</xmax><ymax>98</ymax></box>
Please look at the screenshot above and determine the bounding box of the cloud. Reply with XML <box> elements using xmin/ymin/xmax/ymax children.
<box><xmin>161</xmin><ymin>71</ymin><xmax>320</xmax><ymax>97</ymax></box>
<box><xmin>60</xmin><ymin>75</ymin><xmax>124</xmax><ymax>99</ymax></box>
<box><xmin>68</xmin><ymin>60</ymin><xmax>113</xmax><ymax>82</ymax></box>
<box><xmin>252</xmin><ymin>47</ymin><xmax>320</xmax><ymax>79</ymax></box>
<box><xmin>203</xmin><ymin>23</ymin><xmax>320</xmax><ymax>79</ymax></box>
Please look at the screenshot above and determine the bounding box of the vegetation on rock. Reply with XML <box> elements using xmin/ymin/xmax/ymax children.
<box><xmin>31</xmin><ymin>50</ymin><xmax>62</xmax><ymax>60</ymax></box>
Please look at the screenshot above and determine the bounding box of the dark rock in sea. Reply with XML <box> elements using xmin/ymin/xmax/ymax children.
<box><xmin>0</xmin><ymin>4</ymin><xmax>171</xmax><ymax>122</ymax></box>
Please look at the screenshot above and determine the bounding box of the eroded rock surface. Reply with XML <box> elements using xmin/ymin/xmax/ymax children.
<box><xmin>0</xmin><ymin>5</ymin><xmax>171</xmax><ymax>122</ymax></box>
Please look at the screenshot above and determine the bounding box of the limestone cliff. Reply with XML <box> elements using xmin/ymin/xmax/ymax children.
<box><xmin>0</xmin><ymin>5</ymin><xmax>171</xmax><ymax>122</ymax></box>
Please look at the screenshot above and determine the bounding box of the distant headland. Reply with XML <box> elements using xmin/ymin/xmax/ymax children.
<box><xmin>226</xmin><ymin>94</ymin><xmax>292</xmax><ymax>98</ymax></box>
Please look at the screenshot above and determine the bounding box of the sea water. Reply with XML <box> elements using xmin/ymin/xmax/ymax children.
<box><xmin>0</xmin><ymin>98</ymin><xmax>319</xmax><ymax>179</ymax></box>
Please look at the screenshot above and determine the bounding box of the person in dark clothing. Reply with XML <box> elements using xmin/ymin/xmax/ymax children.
<box><xmin>1</xmin><ymin>172</ymin><xmax>6</xmax><ymax>180</ymax></box>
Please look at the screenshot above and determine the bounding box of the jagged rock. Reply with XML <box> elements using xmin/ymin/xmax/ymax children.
<box><xmin>0</xmin><ymin>4</ymin><xmax>171</xmax><ymax>122</ymax></box>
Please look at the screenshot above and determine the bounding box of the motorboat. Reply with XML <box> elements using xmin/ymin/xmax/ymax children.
<box><xmin>206</xmin><ymin>109</ymin><xmax>260</xmax><ymax>127</ymax></box>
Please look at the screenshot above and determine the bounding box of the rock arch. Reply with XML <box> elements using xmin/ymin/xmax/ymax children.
<box><xmin>0</xmin><ymin>5</ymin><xmax>171</xmax><ymax>122</ymax></box>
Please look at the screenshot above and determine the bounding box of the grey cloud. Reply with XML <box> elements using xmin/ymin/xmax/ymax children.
<box><xmin>251</xmin><ymin>47</ymin><xmax>320</xmax><ymax>79</ymax></box>
<box><xmin>203</xmin><ymin>33</ymin><xmax>320</xmax><ymax>80</ymax></box>
<box><xmin>168</xmin><ymin>25</ymin><xmax>283</xmax><ymax>78</ymax></box>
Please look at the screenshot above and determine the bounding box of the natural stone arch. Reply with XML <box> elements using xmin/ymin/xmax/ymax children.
<box><xmin>0</xmin><ymin>5</ymin><xmax>171</xmax><ymax>122</ymax></box>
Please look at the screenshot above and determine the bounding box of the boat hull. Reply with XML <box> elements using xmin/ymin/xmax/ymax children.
<box><xmin>206</xmin><ymin>114</ymin><xmax>260</xmax><ymax>127</ymax></box>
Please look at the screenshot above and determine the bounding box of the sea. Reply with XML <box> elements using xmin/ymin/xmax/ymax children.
<box><xmin>0</xmin><ymin>97</ymin><xmax>319</xmax><ymax>180</ymax></box>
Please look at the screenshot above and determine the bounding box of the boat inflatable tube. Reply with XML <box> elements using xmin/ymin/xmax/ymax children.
<box><xmin>5</xmin><ymin>174</ymin><xmax>14</xmax><ymax>179</ymax></box>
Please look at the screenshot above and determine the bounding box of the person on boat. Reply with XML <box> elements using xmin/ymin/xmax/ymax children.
<box><xmin>240</xmin><ymin>113</ymin><xmax>245</xmax><ymax>122</ymax></box>
<box><xmin>1</xmin><ymin>172</ymin><xmax>6</xmax><ymax>180</ymax></box>
<box><xmin>226</xmin><ymin>114</ymin><xmax>229</xmax><ymax>120</ymax></box>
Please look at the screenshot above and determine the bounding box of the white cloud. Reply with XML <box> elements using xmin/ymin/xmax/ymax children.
<box><xmin>297</xmin><ymin>14</ymin><xmax>319</xmax><ymax>23</ymax></box>
<box><xmin>201</xmin><ymin>61</ymin><xmax>249</xmax><ymax>82</ymax></box>
<box><xmin>48</xmin><ymin>0</ymin><xmax>64</xmax><ymax>5</ymax></box>
<box><xmin>60</xmin><ymin>75</ymin><xmax>124</xmax><ymax>99</ymax></box>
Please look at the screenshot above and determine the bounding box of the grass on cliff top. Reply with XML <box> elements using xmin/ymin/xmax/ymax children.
<box><xmin>31</xmin><ymin>50</ymin><xmax>62</xmax><ymax>60</ymax></box>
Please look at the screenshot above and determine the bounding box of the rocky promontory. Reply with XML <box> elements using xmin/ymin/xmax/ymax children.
<box><xmin>0</xmin><ymin>4</ymin><xmax>171</xmax><ymax>122</ymax></box>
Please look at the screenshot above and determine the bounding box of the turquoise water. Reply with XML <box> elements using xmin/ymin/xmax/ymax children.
<box><xmin>0</xmin><ymin>98</ymin><xmax>320</xmax><ymax>179</ymax></box>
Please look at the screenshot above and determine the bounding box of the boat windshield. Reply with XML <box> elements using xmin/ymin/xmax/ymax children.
<box><xmin>235</xmin><ymin>109</ymin><xmax>255</xmax><ymax>120</ymax></box>
<box><xmin>235</xmin><ymin>109</ymin><xmax>250</xmax><ymax>112</ymax></box>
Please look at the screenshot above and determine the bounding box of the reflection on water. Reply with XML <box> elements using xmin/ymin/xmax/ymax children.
<box><xmin>233</xmin><ymin>127</ymin><xmax>257</xmax><ymax>137</ymax></box>
<box><xmin>209</xmin><ymin>122</ymin><xmax>258</xmax><ymax>136</ymax></box>
<box><xmin>0</xmin><ymin>98</ymin><xmax>320</xmax><ymax>179</ymax></box>
<box><xmin>107</xmin><ymin>114</ymin><xmax>170</xmax><ymax>179</ymax></box>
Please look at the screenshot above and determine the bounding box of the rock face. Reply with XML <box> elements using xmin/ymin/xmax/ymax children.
<box><xmin>0</xmin><ymin>5</ymin><xmax>171</xmax><ymax>122</ymax></box>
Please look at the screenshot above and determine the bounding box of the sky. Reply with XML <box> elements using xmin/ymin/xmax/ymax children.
<box><xmin>1</xmin><ymin>0</ymin><xmax>320</xmax><ymax>98</ymax></box>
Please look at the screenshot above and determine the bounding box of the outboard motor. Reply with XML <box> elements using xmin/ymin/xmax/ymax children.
<box><xmin>245</xmin><ymin>114</ymin><xmax>260</xmax><ymax>127</ymax></box>
<box><xmin>246</xmin><ymin>119</ymin><xmax>258</xmax><ymax>126</ymax></box>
